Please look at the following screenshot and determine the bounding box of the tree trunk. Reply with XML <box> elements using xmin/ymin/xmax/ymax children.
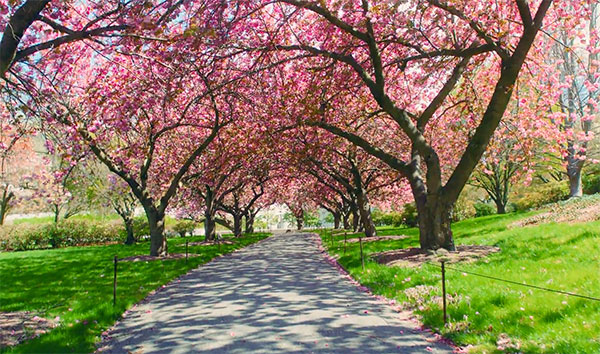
<box><xmin>204</xmin><ymin>210</ymin><xmax>216</xmax><ymax>241</ymax></box>
<box><xmin>567</xmin><ymin>162</ymin><xmax>583</xmax><ymax>198</ymax></box>
<box><xmin>124</xmin><ymin>217</ymin><xmax>135</xmax><ymax>245</ymax></box>
<box><xmin>147</xmin><ymin>209</ymin><xmax>167</xmax><ymax>256</ymax></box>
<box><xmin>351</xmin><ymin>208</ymin><xmax>359</xmax><ymax>232</ymax></box>
<box><xmin>342</xmin><ymin>211</ymin><xmax>350</xmax><ymax>229</ymax></box>
<box><xmin>494</xmin><ymin>199</ymin><xmax>507</xmax><ymax>214</ymax></box>
<box><xmin>296</xmin><ymin>215</ymin><xmax>304</xmax><ymax>230</ymax></box>
<box><xmin>0</xmin><ymin>203</ymin><xmax>6</xmax><ymax>225</ymax></box>
<box><xmin>204</xmin><ymin>186</ymin><xmax>217</xmax><ymax>241</ymax></box>
<box><xmin>0</xmin><ymin>189</ymin><xmax>12</xmax><ymax>226</ymax></box>
<box><xmin>53</xmin><ymin>205</ymin><xmax>59</xmax><ymax>224</ymax></box>
<box><xmin>333</xmin><ymin>212</ymin><xmax>341</xmax><ymax>229</ymax></box>
<box><xmin>415</xmin><ymin>197</ymin><xmax>455</xmax><ymax>251</ymax></box>
<box><xmin>244</xmin><ymin>213</ymin><xmax>255</xmax><ymax>234</ymax></box>
<box><xmin>356</xmin><ymin>191</ymin><xmax>376</xmax><ymax>237</ymax></box>
<box><xmin>233</xmin><ymin>213</ymin><xmax>242</xmax><ymax>237</ymax></box>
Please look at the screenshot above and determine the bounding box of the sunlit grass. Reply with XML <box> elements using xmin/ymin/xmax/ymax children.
<box><xmin>0</xmin><ymin>233</ymin><xmax>269</xmax><ymax>353</ymax></box>
<box><xmin>318</xmin><ymin>214</ymin><xmax>600</xmax><ymax>353</ymax></box>
<box><xmin>10</xmin><ymin>214</ymin><xmax>230</xmax><ymax>231</ymax></box>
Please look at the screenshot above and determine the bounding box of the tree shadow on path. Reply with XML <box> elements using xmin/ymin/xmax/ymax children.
<box><xmin>100</xmin><ymin>233</ymin><xmax>452</xmax><ymax>353</ymax></box>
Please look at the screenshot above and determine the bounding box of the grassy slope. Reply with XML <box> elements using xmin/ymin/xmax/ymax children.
<box><xmin>319</xmin><ymin>214</ymin><xmax>600</xmax><ymax>353</ymax></box>
<box><xmin>0</xmin><ymin>233</ymin><xmax>269</xmax><ymax>353</ymax></box>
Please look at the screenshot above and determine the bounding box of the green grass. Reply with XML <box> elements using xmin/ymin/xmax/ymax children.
<box><xmin>0</xmin><ymin>233</ymin><xmax>269</xmax><ymax>353</ymax></box>
<box><xmin>319</xmin><ymin>214</ymin><xmax>600</xmax><ymax>353</ymax></box>
<box><xmin>11</xmin><ymin>214</ymin><xmax>229</xmax><ymax>231</ymax></box>
<box><xmin>12</xmin><ymin>213</ymin><xmax>122</xmax><ymax>225</ymax></box>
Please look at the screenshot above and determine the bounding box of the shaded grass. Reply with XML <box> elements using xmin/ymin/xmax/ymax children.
<box><xmin>319</xmin><ymin>214</ymin><xmax>600</xmax><ymax>353</ymax></box>
<box><xmin>0</xmin><ymin>233</ymin><xmax>269</xmax><ymax>353</ymax></box>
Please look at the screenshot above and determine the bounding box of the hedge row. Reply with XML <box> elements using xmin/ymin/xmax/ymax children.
<box><xmin>0</xmin><ymin>219</ymin><xmax>125</xmax><ymax>251</ymax></box>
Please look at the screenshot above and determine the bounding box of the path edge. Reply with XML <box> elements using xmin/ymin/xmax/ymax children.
<box><xmin>95</xmin><ymin>233</ymin><xmax>273</xmax><ymax>353</ymax></box>
<box><xmin>309</xmin><ymin>232</ymin><xmax>464</xmax><ymax>354</ymax></box>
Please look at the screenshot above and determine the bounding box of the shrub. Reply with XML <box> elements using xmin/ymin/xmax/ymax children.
<box><xmin>453</xmin><ymin>194</ymin><xmax>476</xmax><ymax>222</ymax></box>
<box><xmin>172</xmin><ymin>219</ymin><xmax>197</xmax><ymax>237</ymax></box>
<box><xmin>0</xmin><ymin>219</ymin><xmax>124</xmax><ymax>252</ymax></box>
<box><xmin>583</xmin><ymin>171</ymin><xmax>600</xmax><ymax>195</ymax></box>
<box><xmin>372</xmin><ymin>210</ymin><xmax>403</xmax><ymax>227</ymax></box>
<box><xmin>512</xmin><ymin>181</ymin><xmax>569</xmax><ymax>211</ymax></box>
<box><xmin>132</xmin><ymin>216</ymin><xmax>150</xmax><ymax>239</ymax></box>
<box><xmin>401</xmin><ymin>203</ymin><xmax>419</xmax><ymax>227</ymax></box>
<box><xmin>473</xmin><ymin>202</ymin><xmax>496</xmax><ymax>217</ymax></box>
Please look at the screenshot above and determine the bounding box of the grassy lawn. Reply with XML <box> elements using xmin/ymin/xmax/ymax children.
<box><xmin>318</xmin><ymin>214</ymin><xmax>600</xmax><ymax>353</ymax></box>
<box><xmin>11</xmin><ymin>214</ymin><xmax>122</xmax><ymax>225</ymax></box>
<box><xmin>10</xmin><ymin>214</ymin><xmax>230</xmax><ymax>231</ymax></box>
<box><xmin>0</xmin><ymin>233</ymin><xmax>269</xmax><ymax>353</ymax></box>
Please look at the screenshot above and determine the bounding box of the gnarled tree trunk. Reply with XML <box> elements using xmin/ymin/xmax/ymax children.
<box><xmin>0</xmin><ymin>188</ymin><xmax>13</xmax><ymax>226</ymax></box>
<box><xmin>355</xmin><ymin>190</ymin><xmax>376</xmax><ymax>237</ymax></box>
<box><xmin>124</xmin><ymin>217</ymin><xmax>135</xmax><ymax>245</ymax></box>
<box><xmin>495</xmin><ymin>200</ymin><xmax>507</xmax><ymax>214</ymax></box>
<box><xmin>244</xmin><ymin>212</ymin><xmax>255</xmax><ymax>234</ymax></box>
<box><xmin>333</xmin><ymin>212</ymin><xmax>341</xmax><ymax>229</ymax></box>
<box><xmin>233</xmin><ymin>213</ymin><xmax>243</xmax><ymax>237</ymax></box>
<box><xmin>342</xmin><ymin>211</ymin><xmax>350</xmax><ymax>229</ymax></box>
<box><xmin>413</xmin><ymin>189</ymin><xmax>455</xmax><ymax>251</ymax></box>
<box><xmin>296</xmin><ymin>215</ymin><xmax>304</xmax><ymax>230</ymax></box>
<box><xmin>351</xmin><ymin>207</ymin><xmax>360</xmax><ymax>232</ymax></box>
<box><xmin>204</xmin><ymin>213</ymin><xmax>216</xmax><ymax>241</ymax></box>
<box><xmin>567</xmin><ymin>159</ymin><xmax>584</xmax><ymax>198</ymax></box>
<box><xmin>147</xmin><ymin>208</ymin><xmax>167</xmax><ymax>256</ymax></box>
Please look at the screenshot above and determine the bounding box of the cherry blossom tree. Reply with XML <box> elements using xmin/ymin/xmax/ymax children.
<box><xmin>0</xmin><ymin>0</ymin><xmax>185</xmax><ymax>78</ymax></box>
<box><xmin>218</xmin><ymin>174</ymin><xmax>269</xmax><ymax>237</ymax></box>
<box><xmin>39</xmin><ymin>33</ymin><xmax>251</xmax><ymax>255</ymax></box>
<box><xmin>89</xmin><ymin>172</ymin><xmax>138</xmax><ymax>245</ymax></box>
<box><xmin>546</xmin><ymin>3</ymin><xmax>599</xmax><ymax>197</ymax></box>
<box><xmin>250</xmin><ymin>0</ymin><xmax>574</xmax><ymax>250</ymax></box>
<box><xmin>0</xmin><ymin>98</ymin><xmax>39</xmax><ymax>224</ymax></box>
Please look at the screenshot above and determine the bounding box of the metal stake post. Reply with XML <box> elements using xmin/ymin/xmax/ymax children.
<box><xmin>359</xmin><ymin>235</ymin><xmax>364</xmax><ymax>271</ymax></box>
<box><xmin>441</xmin><ymin>261</ymin><xmax>447</xmax><ymax>324</ymax></box>
<box><xmin>113</xmin><ymin>255</ymin><xmax>118</xmax><ymax>306</ymax></box>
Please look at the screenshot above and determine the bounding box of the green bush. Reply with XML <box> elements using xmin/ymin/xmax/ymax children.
<box><xmin>473</xmin><ymin>202</ymin><xmax>496</xmax><ymax>217</ymax></box>
<box><xmin>132</xmin><ymin>216</ymin><xmax>150</xmax><ymax>239</ymax></box>
<box><xmin>401</xmin><ymin>203</ymin><xmax>419</xmax><ymax>227</ymax></box>
<box><xmin>512</xmin><ymin>181</ymin><xmax>570</xmax><ymax>211</ymax></box>
<box><xmin>372</xmin><ymin>210</ymin><xmax>403</xmax><ymax>227</ymax></box>
<box><xmin>0</xmin><ymin>219</ymin><xmax>124</xmax><ymax>251</ymax></box>
<box><xmin>453</xmin><ymin>194</ymin><xmax>476</xmax><ymax>222</ymax></box>
<box><xmin>583</xmin><ymin>171</ymin><xmax>600</xmax><ymax>195</ymax></box>
<box><xmin>172</xmin><ymin>219</ymin><xmax>197</xmax><ymax>237</ymax></box>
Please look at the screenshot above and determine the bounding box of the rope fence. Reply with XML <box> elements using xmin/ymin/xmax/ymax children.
<box><xmin>427</xmin><ymin>261</ymin><xmax>600</xmax><ymax>323</ymax></box>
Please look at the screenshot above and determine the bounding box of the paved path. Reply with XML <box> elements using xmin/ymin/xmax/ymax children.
<box><xmin>101</xmin><ymin>233</ymin><xmax>452</xmax><ymax>353</ymax></box>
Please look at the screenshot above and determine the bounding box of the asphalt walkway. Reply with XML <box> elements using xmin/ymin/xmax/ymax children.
<box><xmin>101</xmin><ymin>233</ymin><xmax>452</xmax><ymax>353</ymax></box>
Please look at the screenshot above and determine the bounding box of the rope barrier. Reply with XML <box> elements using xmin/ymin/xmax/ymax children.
<box><xmin>427</xmin><ymin>262</ymin><xmax>600</xmax><ymax>303</ymax></box>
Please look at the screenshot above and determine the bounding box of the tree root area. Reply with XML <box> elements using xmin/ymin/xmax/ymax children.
<box><xmin>0</xmin><ymin>312</ymin><xmax>58</xmax><ymax>348</ymax></box>
<box><xmin>118</xmin><ymin>253</ymin><xmax>200</xmax><ymax>262</ymax></box>
<box><xmin>344</xmin><ymin>235</ymin><xmax>408</xmax><ymax>243</ymax></box>
<box><xmin>372</xmin><ymin>245</ymin><xmax>500</xmax><ymax>268</ymax></box>
<box><xmin>188</xmin><ymin>240</ymin><xmax>234</xmax><ymax>246</ymax></box>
